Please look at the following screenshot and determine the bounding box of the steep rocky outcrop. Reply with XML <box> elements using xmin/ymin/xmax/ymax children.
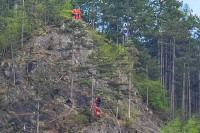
<box><xmin>0</xmin><ymin>20</ymin><xmax>160</xmax><ymax>133</ymax></box>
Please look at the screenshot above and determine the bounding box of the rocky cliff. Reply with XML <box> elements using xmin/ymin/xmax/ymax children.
<box><xmin>0</xmin><ymin>20</ymin><xmax>160</xmax><ymax>133</ymax></box>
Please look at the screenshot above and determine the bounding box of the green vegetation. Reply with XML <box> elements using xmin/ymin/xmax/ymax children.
<box><xmin>133</xmin><ymin>74</ymin><xmax>169</xmax><ymax>111</ymax></box>
<box><xmin>118</xmin><ymin>101</ymin><xmax>140</xmax><ymax>127</ymax></box>
<box><xmin>1</xmin><ymin>0</ymin><xmax>200</xmax><ymax>131</ymax></box>
<box><xmin>60</xmin><ymin>0</ymin><xmax>72</xmax><ymax>19</ymax></box>
<box><xmin>161</xmin><ymin>116</ymin><xmax>200</xmax><ymax>133</ymax></box>
<box><xmin>0</xmin><ymin>0</ymin><xmax>72</xmax><ymax>60</ymax></box>
<box><xmin>78</xmin><ymin>77</ymin><xmax>91</xmax><ymax>87</ymax></box>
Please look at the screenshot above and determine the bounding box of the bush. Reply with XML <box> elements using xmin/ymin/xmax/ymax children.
<box><xmin>79</xmin><ymin>106</ymin><xmax>98</xmax><ymax>123</ymax></box>
<box><xmin>133</xmin><ymin>74</ymin><xmax>169</xmax><ymax>111</ymax></box>
<box><xmin>74</xmin><ymin>113</ymin><xmax>88</xmax><ymax>124</ymax></box>
<box><xmin>78</xmin><ymin>77</ymin><xmax>91</xmax><ymax>87</ymax></box>
<box><xmin>161</xmin><ymin>118</ymin><xmax>182</xmax><ymax>133</ymax></box>
<box><xmin>161</xmin><ymin>116</ymin><xmax>200</xmax><ymax>133</ymax></box>
<box><xmin>184</xmin><ymin>116</ymin><xmax>200</xmax><ymax>133</ymax></box>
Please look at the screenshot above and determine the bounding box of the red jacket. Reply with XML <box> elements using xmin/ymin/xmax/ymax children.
<box><xmin>91</xmin><ymin>103</ymin><xmax>99</xmax><ymax>116</ymax></box>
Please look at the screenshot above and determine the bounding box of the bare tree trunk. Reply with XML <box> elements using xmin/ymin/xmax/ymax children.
<box><xmin>182</xmin><ymin>63</ymin><xmax>186</xmax><ymax>120</ymax></box>
<box><xmin>21</xmin><ymin>0</ymin><xmax>25</xmax><ymax>47</ymax></box>
<box><xmin>127</xmin><ymin>20</ymin><xmax>129</xmax><ymax>41</ymax></box>
<box><xmin>45</xmin><ymin>0</ymin><xmax>47</xmax><ymax>26</ymax></box>
<box><xmin>157</xmin><ymin>39</ymin><xmax>161</xmax><ymax>81</ymax></box>
<box><xmin>91</xmin><ymin>75</ymin><xmax>94</xmax><ymax>103</ymax></box>
<box><xmin>122</xmin><ymin>35</ymin><xmax>125</xmax><ymax>45</ymax></box>
<box><xmin>168</xmin><ymin>46</ymin><xmax>172</xmax><ymax>107</ymax></box>
<box><xmin>11</xmin><ymin>43</ymin><xmax>16</xmax><ymax>85</ymax></box>
<box><xmin>92</xmin><ymin>0</ymin><xmax>96</xmax><ymax>30</ymax></box>
<box><xmin>165</xmin><ymin>45</ymin><xmax>168</xmax><ymax>90</ymax></box>
<box><xmin>188</xmin><ymin>40</ymin><xmax>191</xmax><ymax>118</ymax></box>
<box><xmin>188</xmin><ymin>72</ymin><xmax>191</xmax><ymax>118</ymax></box>
<box><xmin>146</xmin><ymin>63</ymin><xmax>149</xmax><ymax>111</ymax></box>
<box><xmin>199</xmin><ymin>70</ymin><xmax>200</xmax><ymax>113</ymax></box>
<box><xmin>37</xmin><ymin>102</ymin><xmax>40</xmax><ymax>133</ymax></box>
<box><xmin>117</xmin><ymin>25</ymin><xmax>119</xmax><ymax>46</ymax></box>
<box><xmin>160</xmin><ymin>44</ymin><xmax>163</xmax><ymax>85</ymax></box>
<box><xmin>128</xmin><ymin>73</ymin><xmax>131</xmax><ymax>118</ymax></box>
<box><xmin>185</xmin><ymin>72</ymin><xmax>188</xmax><ymax>119</ymax></box>
<box><xmin>71</xmin><ymin>75</ymin><xmax>74</xmax><ymax>100</ymax></box>
<box><xmin>198</xmin><ymin>46</ymin><xmax>200</xmax><ymax>113</ymax></box>
<box><xmin>116</xmin><ymin>105</ymin><xmax>119</xmax><ymax>119</ymax></box>
<box><xmin>71</xmin><ymin>32</ymin><xmax>75</xmax><ymax>100</ymax></box>
<box><xmin>170</xmin><ymin>38</ymin><xmax>175</xmax><ymax>119</ymax></box>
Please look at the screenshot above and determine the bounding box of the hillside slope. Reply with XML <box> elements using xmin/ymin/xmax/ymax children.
<box><xmin>0</xmin><ymin>20</ymin><xmax>160</xmax><ymax>133</ymax></box>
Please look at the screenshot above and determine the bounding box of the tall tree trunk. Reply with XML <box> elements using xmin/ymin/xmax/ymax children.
<box><xmin>11</xmin><ymin>43</ymin><xmax>16</xmax><ymax>85</ymax></box>
<box><xmin>21</xmin><ymin>0</ymin><xmax>25</xmax><ymax>47</ymax></box>
<box><xmin>146</xmin><ymin>62</ymin><xmax>149</xmax><ymax>110</ymax></box>
<box><xmin>188</xmin><ymin>40</ymin><xmax>191</xmax><ymax>118</ymax></box>
<box><xmin>37</xmin><ymin>102</ymin><xmax>40</xmax><ymax>133</ymax></box>
<box><xmin>45</xmin><ymin>0</ymin><xmax>47</xmax><ymax>26</ymax></box>
<box><xmin>71</xmin><ymin>32</ymin><xmax>75</xmax><ymax>100</ymax></box>
<box><xmin>117</xmin><ymin>25</ymin><xmax>119</xmax><ymax>46</ymax></box>
<box><xmin>171</xmin><ymin>38</ymin><xmax>175</xmax><ymax>119</ymax></box>
<box><xmin>157</xmin><ymin>39</ymin><xmax>161</xmax><ymax>81</ymax></box>
<box><xmin>198</xmin><ymin>46</ymin><xmax>200</xmax><ymax>113</ymax></box>
<box><xmin>91</xmin><ymin>75</ymin><xmax>94</xmax><ymax>103</ymax></box>
<box><xmin>198</xmin><ymin>70</ymin><xmax>200</xmax><ymax>113</ymax></box>
<box><xmin>168</xmin><ymin>45</ymin><xmax>172</xmax><ymax>107</ymax></box>
<box><xmin>165</xmin><ymin>44</ymin><xmax>168</xmax><ymax>90</ymax></box>
<box><xmin>122</xmin><ymin>35</ymin><xmax>125</xmax><ymax>45</ymax></box>
<box><xmin>188</xmin><ymin>72</ymin><xmax>191</xmax><ymax>118</ymax></box>
<box><xmin>116</xmin><ymin>105</ymin><xmax>119</xmax><ymax>119</ymax></box>
<box><xmin>128</xmin><ymin>73</ymin><xmax>131</xmax><ymax>118</ymax></box>
<box><xmin>160</xmin><ymin>43</ymin><xmax>163</xmax><ymax>85</ymax></box>
<box><xmin>92</xmin><ymin>0</ymin><xmax>96</xmax><ymax>29</ymax></box>
<box><xmin>182</xmin><ymin>63</ymin><xmax>186</xmax><ymax>120</ymax></box>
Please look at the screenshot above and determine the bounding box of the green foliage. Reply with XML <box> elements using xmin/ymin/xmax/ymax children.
<box><xmin>162</xmin><ymin>116</ymin><xmax>200</xmax><ymax>133</ymax></box>
<box><xmin>133</xmin><ymin>74</ymin><xmax>169</xmax><ymax>110</ymax></box>
<box><xmin>68</xmin><ymin>20</ymin><xmax>84</xmax><ymax>29</ymax></box>
<box><xmin>0</xmin><ymin>0</ymin><xmax>73</xmax><ymax>59</ymax></box>
<box><xmin>118</xmin><ymin>101</ymin><xmax>140</xmax><ymax>127</ymax></box>
<box><xmin>124</xmin><ymin>117</ymin><xmax>134</xmax><ymax>128</ymax></box>
<box><xmin>79</xmin><ymin>106</ymin><xmax>98</xmax><ymax>123</ymax></box>
<box><xmin>107</xmin><ymin>81</ymin><xmax>123</xmax><ymax>91</ymax></box>
<box><xmin>0</xmin><ymin>10</ymin><xmax>22</xmax><ymax>59</ymax></box>
<box><xmin>161</xmin><ymin>118</ymin><xmax>182</xmax><ymax>133</ymax></box>
<box><xmin>184</xmin><ymin>116</ymin><xmax>200</xmax><ymax>133</ymax></box>
<box><xmin>90</xmin><ymin>31</ymin><xmax>133</xmax><ymax>77</ymax></box>
<box><xmin>78</xmin><ymin>77</ymin><xmax>91</xmax><ymax>87</ymax></box>
<box><xmin>74</xmin><ymin>112</ymin><xmax>88</xmax><ymax>124</ymax></box>
<box><xmin>76</xmin><ymin>65</ymin><xmax>89</xmax><ymax>72</ymax></box>
<box><xmin>60</xmin><ymin>0</ymin><xmax>72</xmax><ymax>19</ymax></box>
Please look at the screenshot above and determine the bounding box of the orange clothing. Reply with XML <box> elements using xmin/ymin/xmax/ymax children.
<box><xmin>91</xmin><ymin>103</ymin><xmax>100</xmax><ymax>116</ymax></box>
<box><xmin>76</xmin><ymin>9</ymin><xmax>81</xmax><ymax>14</ymax></box>
<box><xmin>72</xmin><ymin>9</ymin><xmax>77</xmax><ymax>19</ymax></box>
<box><xmin>72</xmin><ymin>9</ymin><xmax>82</xmax><ymax>19</ymax></box>
<box><xmin>72</xmin><ymin>9</ymin><xmax>77</xmax><ymax>14</ymax></box>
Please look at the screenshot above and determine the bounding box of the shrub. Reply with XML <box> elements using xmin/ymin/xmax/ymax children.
<box><xmin>133</xmin><ymin>74</ymin><xmax>169</xmax><ymax>111</ymax></box>
<box><xmin>161</xmin><ymin>118</ymin><xmax>182</xmax><ymax>133</ymax></box>
<box><xmin>161</xmin><ymin>116</ymin><xmax>200</xmax><ymax>133</ymax></box>
<box><xmin>184</xmin><ymin>116</ymin><xmax>200</xmax><ymax>133</ymax></box>
<box><xmin>78</xmin><ymin>77</ymin><xmax>91</xmax><ymax>87</ymax></box>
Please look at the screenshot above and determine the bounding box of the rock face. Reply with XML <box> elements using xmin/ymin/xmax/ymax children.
<box><xmin>0</xmin><ymin>20</ymin><xmax>160</xmax><ymax>133</ymax></box>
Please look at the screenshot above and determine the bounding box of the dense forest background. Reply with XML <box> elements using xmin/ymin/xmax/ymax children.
<box><xmin>0</xmin><ymin>0</ymin><xmax>200</xmax><ymax>132</ymax></box>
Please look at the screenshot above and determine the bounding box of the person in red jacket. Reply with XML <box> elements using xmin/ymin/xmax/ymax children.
<box><xmin>72</xmin><ymin>9</ymin><xmax>82</xmax><ymax>19</ymax></box>
<box><xmin>72</xmin><ymin>9</ymin><xmax>77</xmax><ymax>19</ymax></box>
<box><xmin>76</xmin><ymin>9</ymin><xmax>81</xmax><ymax>19</ymax></box>
<box><xmin>95</xmin><ymin>95</ymin><xmax>101</xmax><ymax>107</ymax></box>
<box><xmin>91</xmin><ymin>102</ymin><xmax>100</xmax><ymax>116</ymax></box>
